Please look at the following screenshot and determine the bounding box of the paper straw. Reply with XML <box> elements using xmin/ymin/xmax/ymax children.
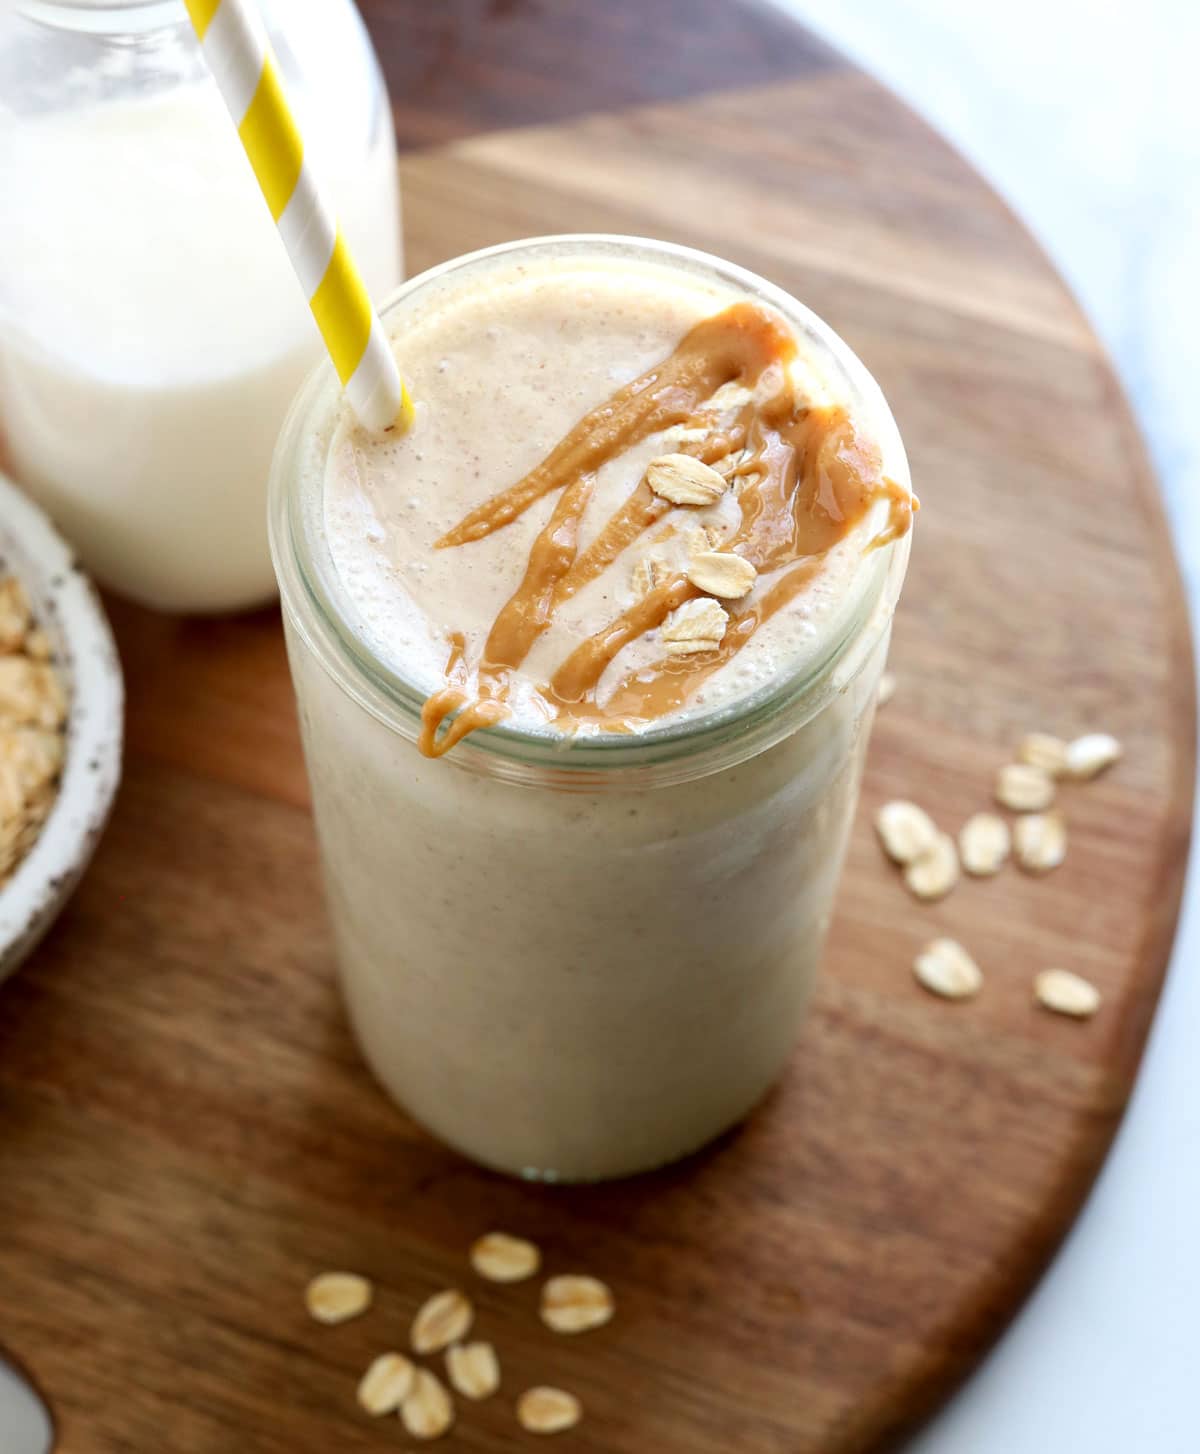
<box><xmin>182</xmin><ymin>0</ymin><xmax>413</xmax><ymax>433</ymax></box>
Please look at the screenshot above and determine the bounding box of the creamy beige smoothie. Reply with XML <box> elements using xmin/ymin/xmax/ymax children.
<box><xmin>271</xmin><ymin>236</ymin><xmax>912</xmax><ymax>1181</ymax></box>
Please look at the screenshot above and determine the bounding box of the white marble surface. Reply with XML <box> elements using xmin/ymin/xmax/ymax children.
<box><xmin>772</xmin><ymin>2</ymin><xmax>1200</xmax><ymax>1450</ymax></box>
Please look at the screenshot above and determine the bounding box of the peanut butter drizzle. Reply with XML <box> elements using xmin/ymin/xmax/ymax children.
<box><xmin>553</xmin><ymin>423</ymin><xmax>747</xmax><ymax>602</ymax></box>
<box><xmin>434</xmin><ymin>304</ymin><xmax>791</xmax><ymax>550</ymax></box>
<box><xmin>419</xmin><ymin>632</ymin><xmax>509</xmax><ymax>757</ymax></box>
<box><xmin>484</xmin><ymin>472</ymin><xmax>595</xmax><ymax>668</ymax></box>
<box><xmin>551</xmin><ymin>575</ymin><xmax>695</xmax><ymax>704</ymax></box>
<box><xmin>553</xmin><ymin>481</ymin><xmax>670</xmax><ymax>602</ymax></box>
<box><xmin>419</xmin><ymin>687</ymin><xmax>509</xmax><ymax>757</ymax></box>
<box><xmin>553</xmin><ymin>558</ymin><xmax>822</xmax><ymax>726</ymax></box>
<box><xmin>444</xmin><ymin>630</ymin><xmax>469</xmax><ymax>685</ymax></box>
<box><xmin>418</xmin><ymin>302</ymin><xmax>913</xmax><ymax>756</ymax></box>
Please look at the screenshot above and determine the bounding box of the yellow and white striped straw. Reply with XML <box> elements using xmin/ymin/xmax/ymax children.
<box><xmin>183</xmin><ymin>0</ymin><xmax>413</xmax><ymax>434</ymax></box>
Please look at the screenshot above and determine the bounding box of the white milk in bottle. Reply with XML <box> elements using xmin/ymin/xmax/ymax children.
<box><xmin>0</xmin><ymin>4</ymin><xmax>400</xmax><ymax>613</ymax></box>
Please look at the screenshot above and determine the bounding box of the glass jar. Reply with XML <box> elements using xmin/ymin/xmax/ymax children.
<box><xmin>270</xmin><ymin>236</ymin><xmax>912</xmax><ymax>1182</ymax></box>
<box><xmin>0</xmin><ymin>0</ymin><xmax>401</xmax><ymax>613</ymax></box>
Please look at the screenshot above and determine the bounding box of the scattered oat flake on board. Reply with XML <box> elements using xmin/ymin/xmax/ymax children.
<box><xmin>1013</xmin><ymin>810</ymin><xmax>1067</xmax><ymax>874</ymax></box>
<box><xmin>875</xmin><ymin>800</ymin><xmax>939</xmax><ymax>865</ymax></box>
<box><xmin>958</xmin><ymin>812</ymin><xmax>1010</xmax><ymax>876</ymax></box>
<box><xmin>876</xmin><ymin>671</ymin><xmax>896</xmax><ymax>706</ymax></box>
<box><xmin>686</xmin><ymin>550</ymin><xmax>757</xmax><ymax>599</ymax></box>
<box><xmin>1034</xmin><ymin>968</ymin><xmax>1101</xmax><ymax>1018</ymax></box>
<box><xmin>304</xmin><ymin>1271</ymin><xmax>372</xmax><ymax>1324</ymax></box>
<box><xmin>445</xmin><ymin>1341</ymin><xmax>500</xmax><ymax>1401</ymax></box>
<box><xmin>357</xmin><ymin>1353</ymin><xmax>415</xmax><ymax>1416</ymax></box>
<box><xmin>469</xmin><ymin>1231</ymin><xmax>541</xmax><ymax>1283</ymax></box>
<box><xmin>411</xmin><ymin>1289</ymin><xmax>474</xmax><ymax>1354</ymax></box>
<box><xmin>541</xmin><ymin>1274</ymin><xmax>615</xmax><ymax>1334</ymax></box>
<box><xmin>661</xmin><ymin>597</ymin><xmax>728</xmax><ymax>655</ymax></box>
<box><xmin>517</xmin><ymin>1386</ymin><xmax>582</xmax><ymax>1435</ymax></box>
<box><xmin>904</xmin><ymin>832</ymin><xmax>960</xmax><ymax>901</ymax></box>
<box><xmin>1064</xmin><ymin>732</ymin><xmax>1122</xmax><ymax>780</ymax></box>
<box><xmin>913</xmin><ymin>939</ymin><xmax>983</xmax><ymax>1000</ymax></box>
<box><xmin>401</xmin><ymin>1368</ymin><xmax>455</xmax><ymax>1441</ymax></box>
<box><xmin>995</xmin><ymin>762</ymin><xmax>1056</xmax><ymax>812</ymax></box>
<box><xmin>1017</xmin><ymin>732</ymin><xmax>1068</xmax><ymax>777</ymax></box>
<box><xmin>646</xmin><ymin>453</ymin><xmax>728</xmax><ymax>506</ymax></box>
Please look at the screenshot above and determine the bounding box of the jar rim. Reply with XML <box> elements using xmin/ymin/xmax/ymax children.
<box><xmin>269</xmin><ymin>234</ymin><xmax>912</xmax><ymax>786</ymax></box>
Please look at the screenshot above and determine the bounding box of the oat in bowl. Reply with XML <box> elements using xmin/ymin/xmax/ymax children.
<box><xmin>0</xmin><ymin>471</ymin><xmax>123</xmax><ymax>983</ymax></box>
<box><xmin>0</xmin><ymin>576</ymin><xmax>68</xmax><ymax>882</ymax></box>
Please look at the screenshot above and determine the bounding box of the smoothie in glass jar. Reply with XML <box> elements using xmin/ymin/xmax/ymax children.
<box><xmin>271</xmin><ymin>235</ymin><xmax>913</xmax><ymax>1181</ymax></box>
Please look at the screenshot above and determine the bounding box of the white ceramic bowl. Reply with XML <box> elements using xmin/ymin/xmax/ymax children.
<box><xmin>0</xmin><ymin>470</ymin><xmax>123</xmax><ymax>983</ymax></box>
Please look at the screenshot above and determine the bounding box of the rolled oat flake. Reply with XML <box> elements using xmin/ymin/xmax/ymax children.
<box><xmin>1034</xmin><ymin>968</ymin><xmax>1101</xmax><ymax>1018</ymax></box>
<box><xmin>517</xmin><ymin>1386</ymin><xmax>582</xmax><ymax>1435</ymax></box>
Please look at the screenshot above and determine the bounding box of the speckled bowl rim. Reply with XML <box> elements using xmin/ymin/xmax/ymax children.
<box><xmin>0</xmin><ymin>471</ymin><xmax>123</xmax><ymax>982</ymax></box>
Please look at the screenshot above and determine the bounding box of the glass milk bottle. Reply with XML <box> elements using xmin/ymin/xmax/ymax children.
<box><xmin>0</xmin><ymin>0</ymin><xmax>401</xmax><ymax>613</ymax></box>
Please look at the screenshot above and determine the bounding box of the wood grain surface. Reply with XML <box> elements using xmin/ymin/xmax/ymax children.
<box><xmin>0</xmin><ymin>2</ymin><xmax>1193</xmax><ymax>1451</ymax></box>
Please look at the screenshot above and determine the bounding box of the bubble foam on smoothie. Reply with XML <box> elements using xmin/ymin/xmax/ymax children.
<box><xmin>318</xmin><ymin>249</ymin><xmax>907</xmax><ymax>741</ymax></box>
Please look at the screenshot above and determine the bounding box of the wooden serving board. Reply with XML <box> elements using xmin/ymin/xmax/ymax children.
<box><xmin>0</xmin><ymin>3</ymin><xmax>1193</xmax><ymax>1450</ymax></box>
